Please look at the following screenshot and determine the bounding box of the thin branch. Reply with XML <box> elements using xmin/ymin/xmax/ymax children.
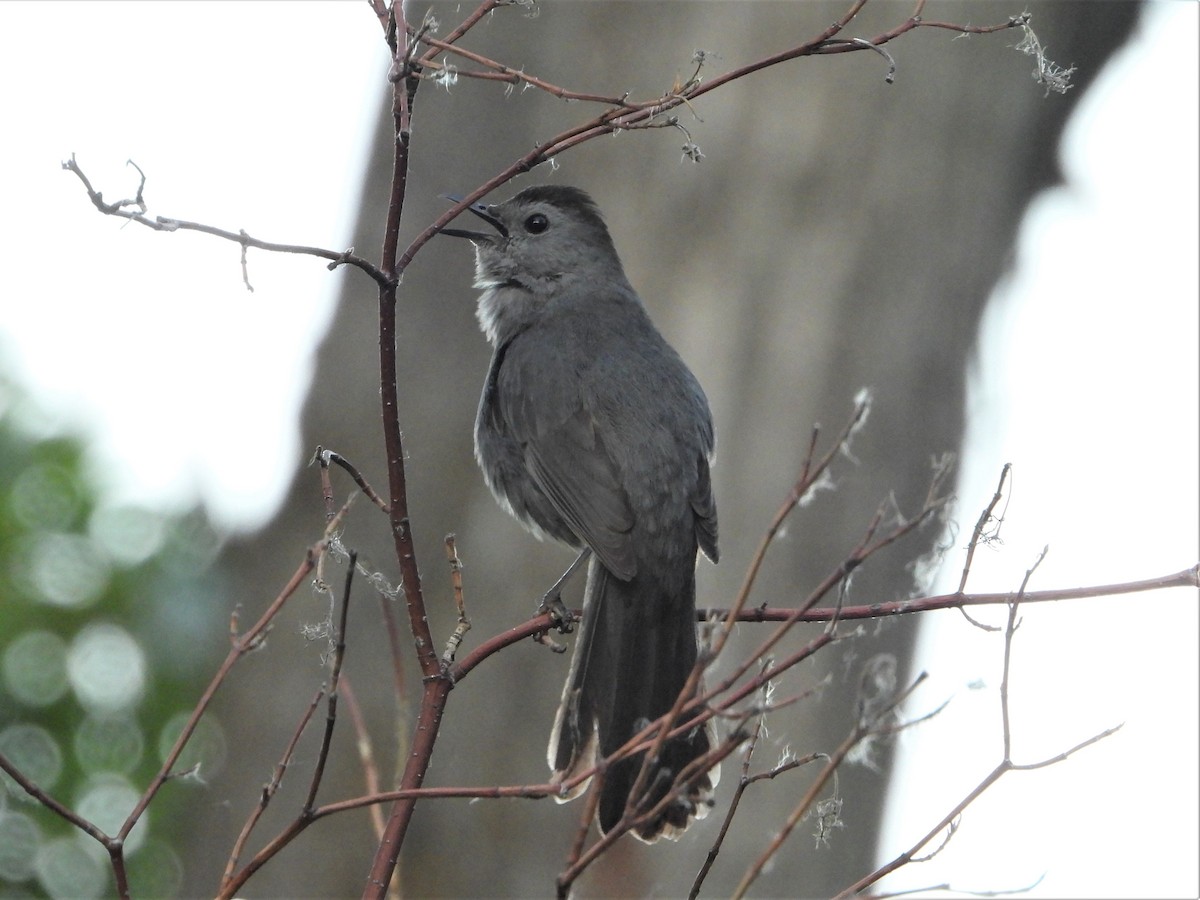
<box><xmin>956</xmin><ymin>463</ymin><xmax>1013</xmax><ymax>629</ymax></box>
<box><xmin>834</xmin><ymin>549</ymin><xmax>1122</xmax><ymax>899</ymax></box>
<box><xmin>871</xmin><ymin>872</ymin><xmax>1046</xmax><ymax>899</ymax></box>
<box><xmin>223</xmin><ymin>555</ymin><xmax>359</xmax><ymax>894</ymax></box>
<box><xmin>733</xmin><ymin>673</ymin><xmax>929</xmax><ymax>899</ymax></box>
<box><xmin>417</xmin><ymin>32</ymin><xmax>638</xmax><ymax>105</ymax></box>
<box><xmin>441</xmin><ymin>534</ymin><xmax>472</xmax><ymax>666</ymax></box>
<box><xmin>378</xmin><ymin>588</ymin><xmax>409</xmax><ymax>704</ymax></box>
<box><xmin>120</xmin><ymin>545</ymin><xmax>321</xmax><ymax>843</ymax></box>
<box><xmin>0</xmin><ymin>753</ymin><xmax>112</xmax><ymax>843</ymax></box>
<box><xmin>958</xmin><ymin>463</ymin><xmax>1012</xmax><ymax>593</ymax></box>
<box><xmin>221</xmin><ymin>689</ymin><xmax>324</xmax><ymax>889</ymax></box>
<box><xmin>1000</xmin><ymin>548</ymin><xmax>1048</xmax><ymax>759</ymax></box>
<box><xmin>414</xmin><ymin>0</ymin><xmax>505</xmax><ymax>66</ymax></box>
<box><xmin>444</xmin><ymin>564</ymin><xmax>1200</xmax><ymax>689</ymax></box>
<box><xmin>313</xmin><ymin>445</ymin><xmax>390</xmax><ymax>513</ymax></box>
<box><xmin>560</xmin><ymin>771</ymin><xmax>603</xmax><ymax>896</ymax></box>
<box><xmin>365</xmin><ymin>4</ymin><xmax>450</xmax><ymax>891</ymax></box>
<box><xmin>305</xmin><ymin>552</ymin><xmax>357</xmax><ymax>812</ymax></box>
<box><xmin>723</xmin><ymin>563</ymin><xmax>1200</xmax><ymax>623</ymax></box>
<box><xmin>339</xmin><ymin>674</ymin><xmax>387</xmax><ymax>840</ymax></box>
<box><xmin>62</xmin><ymin>155</ymin><xmax>389</xmax><ymax>286</ymax></box>
<box><xmin>1011</xmin><ymin>724</ymin><xmax>1124</xmax><ymax>771</ymax></box>
<box><xmin>690</xmin><ymin>675</ymin><xmax>822</xmax><ymax>900</ymax></box>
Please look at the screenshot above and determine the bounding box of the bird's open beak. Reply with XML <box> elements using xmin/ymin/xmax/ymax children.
<box><xmin>440</xmin><ymin>194</ymin><xmax>508</xmax><ymax>241</ymax></box>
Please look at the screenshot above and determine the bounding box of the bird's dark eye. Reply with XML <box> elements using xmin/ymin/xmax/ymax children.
<box><xmin>524</xmin><ymin>213</ymin><xmax>549</xmax><ymax>234</ymax></box>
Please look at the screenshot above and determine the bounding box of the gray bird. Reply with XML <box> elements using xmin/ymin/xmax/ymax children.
<box><xmin>443</xmin><ymin>185</ymin><xmax>719</xmax><ymax>841</ymax></box>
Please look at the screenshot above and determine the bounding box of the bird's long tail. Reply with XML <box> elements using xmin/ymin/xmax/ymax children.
<box><xmin>547</xmin><ymin>556</ymin><xmax>718</xmax><ymax>842</ymax></box>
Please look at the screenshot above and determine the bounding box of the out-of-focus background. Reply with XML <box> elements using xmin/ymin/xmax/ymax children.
<box><xmin>1</xmin><ymin>2</ymin><xmax>1195</xmax><ymax>897</ymax></box>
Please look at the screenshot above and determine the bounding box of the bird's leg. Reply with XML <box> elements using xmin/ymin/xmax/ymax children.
<box><xmin>538</xmin><ymin>547</ymin><xmax>590</xmax><ymax>632</ymax></box>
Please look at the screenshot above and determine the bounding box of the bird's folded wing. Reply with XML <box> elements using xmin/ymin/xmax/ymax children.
<box><xmin>521</xmin><ymin>404</ymin><xmax>637</xmax><ymax>581</ymax></box>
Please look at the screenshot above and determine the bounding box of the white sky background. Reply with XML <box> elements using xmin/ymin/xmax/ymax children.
<box><xmin>0</xmin><ymin>2</ymin><xmax>388</xmax><ymax>528</ymax></box>
<box><xmin>879</xmin><ymin>4</ymin><xmax>1198</xmax><ymax>898</ymax></box>
<box><xmin>0</xmin><ymin>2</ymin><xmax>1196</xmax><ymax>898</ymax></box>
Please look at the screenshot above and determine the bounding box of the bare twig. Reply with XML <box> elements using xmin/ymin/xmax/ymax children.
<box><xmin>62</xmin><ymin>155</ymin><xmax>389</xmax><ymax>286</ymax></box>
<box><xmin>719</xmin><ymin>563</ymin><xmax>1200</xmax><ymax>623</ymax></box>
<box><xmin>716</xmin><ymin>459</ymin><xmax>953</xmax><ymax>703</ymax></box>
<box><xmin>832</xmin><ymin>548</ymin><xmax>1123</xmax><ymax>899</ymax></box>
<box><xmin>958</xmin><ymin>463</ymin><xmax>1012</xmax><ymax>593</ymax></box>
<box><xmin>733</xmin><ymin>672</ymin><xmax>931</xmax><ymax>898</ymax></box>
<box><xmin>339</xmin><ymin>674</ymin><xmax>386</xmax><ymax>840</ymax></box>
<box><xmin>414</xmin><ymin>0</ymin><xmax>505</xmax><ymax>66</ymax></box>
<box><xmin>378</xmin><ymin>588</ymin><xmax>409</xmax><ymax>705</ymax></box>
<box><xmin>872</xmin><ymin>871</ymin><xmax>1046</xmax><ymax>899</ymax></box>
<box><xmin>313</xmin><ymin>445</ymin><xmax>390</xmax><ymax>513</ymax></box>
<box><xmin>221</xmin><ymin>689</ymin><xmax>324</xmax><ymax>888</ymax></box>
<box><xmin>123</xmin><ymin>546</ymin><xmax>321</xmax><ymax>843</ymax></box>
<box><xmin>690</xmin><ymin>666</ymin><xmax>823</xmax><ymax>900</ymax></box>
<box><xmin>0</xmin><ymin>752</ymin><xmax>117</xmax><ymax>844</ymax></box>
<box><xmin>441</xmin><ymin>534</ymin><xmax>472</xmax><ymax>666</ymax></box>
<box><xmin>305</xmin><ymin>552</ymin><xmax>357</xmax><ymax>811</ymax></box>
<box><xmin>364</xmin><ymin>2</ymin><xmax>453</xmax><ymax>892</ymax></box>
<box><xmin>223</xmin><ymin>554</ymin><xmax>359</xmax><ymax>893</ymax></box>
<box><xmin>417</xmin><ymin>32</ymin><xmax>638</xmax><ymax>105</ymax></box>
<box><xmin>955</xmin><ymin>463</ymin><xmax>1013</xmax><ymax>629</ymax></box>
<box><xmin>560</xmin><ymin>771</ymin><xmax>603</xmax><ymax>895</ymax></box>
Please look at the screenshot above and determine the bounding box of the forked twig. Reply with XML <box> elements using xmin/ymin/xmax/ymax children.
<box><xmin>832</xmin><ymin>548</ymin><xmax>1123</xmax><ymax>898</ymax></box>
<box><xmin>62</xmin><ymin>155</ymin><xmax>389</xmax><ymax>286</ymax></box>
<box><xmin>221</xmin><ymin>689</ymin><xmax>324</xmax><ymax>887</ymax></box>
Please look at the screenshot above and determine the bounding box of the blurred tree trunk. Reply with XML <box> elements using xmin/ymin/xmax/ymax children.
<box><xmin>200</xmin><ymin>3</ymin><xmax>1139</xmax><ymax>896</ymax></box>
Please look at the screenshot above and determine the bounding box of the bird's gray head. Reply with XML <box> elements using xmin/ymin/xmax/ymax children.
<box><xmin>442</xmin><ymin>185</ymin><xmax>633</xmax><ymax>345</ymax></box>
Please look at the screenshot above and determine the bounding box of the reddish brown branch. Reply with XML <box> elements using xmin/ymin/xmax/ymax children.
<box><xmin>445</xmin><ymin>565</ymin><xmax>1199</xmax><ymax>688</ymax></box>
<box><xmin>314</xmin><ymin>446</ymin><xmax>390</xmax><ymax>513</ymax></box>
<box><xmin>417</xmin><ymin>32</ymin><xmax>638</xmax><ymax>105</ymax></box>
<box><xmin>1</xmin><ymin>543</ymin><xmax>321</xmax><ymax>900</ymax></box>
<box><xmin>221</xmin><ymin>689</ymin><xmax>324</xmax><ymax>890</ymax></box>
<box><xmin>729</xmin><ymin>564</ymin><xmax>1200</xmax><ymax>623</ymax></box>
<box><xmin>122</xmin><ymin>546</ymin><xmax>320</xmax><ymax>844</ymax></box>
<box><xmin>689</xmin><ymin>704</ymin><xmax>771</xmax><ymax>899</ymax></box>
<box><xmin>365</xmin><ymin>5</ymin><xmax>450</xmax><ymax>893</ymax></box>
<box><xmin>714</xmin><ymin>395</ymin><xmax>870</xmax><ymax>662</ymax></box>
<box><xmin>415</xmin><ymin>0</ymin><xmax>504</xmax><ymax>66</ymax></box>
<box><xmin>734</xmin><ymin>672</ymin><xmax>930</xmax><ymax>898</ymax></box>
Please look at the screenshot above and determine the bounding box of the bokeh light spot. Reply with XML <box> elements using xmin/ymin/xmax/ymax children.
<box><xmin>16</xmin><ymin>532</ymin><xmax>110</xmax><ymax>609</ymax></box>
<box><xmin>0</xmin><ymin>724</ymin><xmax>62</xmax><ymax>801</ymax></box>
<box><xmin>66</xmin><ymin>624</ymin><xmax>146</xmax><ymax>712</ymax></box>
<box><xmin>75</xmin><ymin>774</ymin><xmax>147</xmax><ymax>854</ymax></box>
<box><xmin>158</xmin><ymin>711</ymin><xmax>227</xmax><ymax>780</ymax></box>
<box><xmin>89</xmin><ymin>504</ymin><xmax>167</xmax><ymax>567</ymax></box>
<box><xmin>2</xmin><ymin>630</ymin><xmax>69</xmax><ymax>707</ymax></box>
<box><xmin>0</xmin><ymin>810</ymin><xmax>42</xmax><ymax>881</ymax></box>
<box><xmin>8</xmin><ymin>462</ymin><xmax>82</xmax><ymax>531</ymax></box>
<box><xmin>74</xmin><ymin>714</ymin><xmax>144</xmax><ymax>775</ymax></box>
<box><xmin>35</xmin><ymin>835</ymin><xmax>106</xmax><ymax>900</ymax></box>
<box><xmin>125</xmin><ymin>839</ymin><xmax>184</xmax><ymax>897</ymax></box>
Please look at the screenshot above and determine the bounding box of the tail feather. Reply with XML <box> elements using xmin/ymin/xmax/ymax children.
<box><xmin>548</xmin><ymin>557</ymin><xmax>718</xmax><ymax>842</ymax></box>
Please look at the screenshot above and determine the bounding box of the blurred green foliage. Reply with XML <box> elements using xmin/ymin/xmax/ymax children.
<box><xmin>0</xmin><ymin>370</ymin><xmax>226</xmax><ymax>898</ymax></box>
